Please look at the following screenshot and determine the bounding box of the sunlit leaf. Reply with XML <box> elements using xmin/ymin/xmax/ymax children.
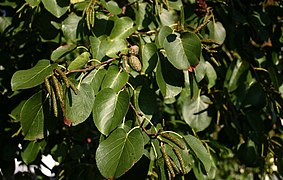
<box><xmin>11</xmin><ymin>60</ymin><xmax>57</xmax><ymax>91</ymax></box>
<box><xmin>109</xmin><ymin>17</ymin><xmax>136</xmax><ymax>40</ymax></box>
<box><xmin>68</xmin><ymin>52</ymin><xmax>90</xmax><ymax>70</ymax></box>
<box><xmin>51</xmin><ymin>44</ymin><xmax>76</xmax><ymax>61</ymax></box>
<box><xmin>41</xmin><ymin>0</ymin><xmax>69</xmax><ymax>18</ymax></box>
<box><xmin>62</xmin><ymin>13</ymin><xmax>82</xmax><ymax>41</ymax></box>
<box><xmin>93</xmin><ymin>88</ymin><xmax>129</xmax><ymax>135</ymax></box>
<box><xmin>96</xmin><ymin>127</ymin><xmax>144</xmax><ymax>178</ymax></box>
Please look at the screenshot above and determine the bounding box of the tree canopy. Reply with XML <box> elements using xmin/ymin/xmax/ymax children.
<box><xmin>0</xmin><ymin>0</ymin><xmax>283</xmax><ymax>179</ymax></box>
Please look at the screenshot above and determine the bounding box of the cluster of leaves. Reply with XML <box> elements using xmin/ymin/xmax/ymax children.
<box><xmin>0</xmin><ymin>0</ymin><xmax>283</xmax><ymax>179</ymax></box>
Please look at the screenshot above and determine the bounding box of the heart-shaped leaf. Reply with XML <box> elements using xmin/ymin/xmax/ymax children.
<box><xmin>101</xmin><ymin>65</ymin><xmax>129</xmax><ymax>93</ymax></box>
<box><xmin>93</xmin><ymin>88</ymin><xmax>129</xmax><ymax>135</ymax></box>
<box><xmin>182</xmin><ymin>95</ymin><xmax>212</xmax><ymax>132</ymax></box>
<box><xmin>65</xmin><ymin>83</ymin><xmax>94</xmax><ymax>126</ymax></box>
<box><xmin>96</xmin><ymin>127</ymin><xmax>144</xmax><ymax>178</ymax></box>
<box><xmin>11</xmin><ymin>60</ymin><xmax>57</xmax><ymax>91</ymax></box>
<box><xmin>41</xmin><ymin>0</ymin><xmax>69</xmax><ymax>18</ymax></box>
<box><xmin>20</xmin><ymin>91</ymin><xmax>47</xmax><ymax>140</ymax></box>
<box><xmin>164</xmin><ymin>31</ymin><xmax>201</xmax><ymax>70</ymax></box>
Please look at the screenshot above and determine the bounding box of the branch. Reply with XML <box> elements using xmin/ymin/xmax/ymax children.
<box><xmin>130</xmin><ymin>102</ymin><xmax>157</xmax><ymax>137</ymax></box>
<box><xmin>194</xmin><ymin>9</ymin><xmax>213</xmax><ymax>33</ymax></box>
<box><xmin>66</xmin><ymin>58</ymin><xmax>116</xmax><ymax>75</ymax></box>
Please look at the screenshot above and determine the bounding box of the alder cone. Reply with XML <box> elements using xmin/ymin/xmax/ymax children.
<box><xmin>129</xmin><ymin>55</ymin><xmax>142</xmax><ymax>72</ymax></box>
<box><xmin>129</xmin><ymin>45</ymin><xmax>139</xmax><ymax>56</ymax></box>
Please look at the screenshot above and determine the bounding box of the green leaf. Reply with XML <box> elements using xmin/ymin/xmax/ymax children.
<box><xmin>21</xmin><ymin>140</ymin><xmax>46</xmax><ymax>164</ymax></box>
<box><xmin>11</xmin><ymin>60</ymin><xmax>57</xmax><ymax>91</ymax></box>
<box><xmin>62</xmin><ymin>13</ymin><xmax>82</xmax><ymax>41</ymax></box>
<box><xmin>184</xmin><ymin>134</ymin><xmax>212</xmax><ymax>173</ymax></box>
<box><xmin>89</xmin><ymin>35</ymin><xmax>109</xmax><ymax>61</ymax></box>
<box><xmin>136</xmin><ymin>86</ymin><xmax>157</xmax><ymax>115</ymax></box>
<box><xmin>182</xmin><ymin>95</ymin><xmax>212</xmax><ymax>132</ymax></box>
<box><xmin>25</xmin><ymin>0</ymin><xmax>41</xmax><ymax>7</ymax></box>
<box><xmin>96</xmin><ymin>127</ymin><xmax>144</xmax><ymax>178</ymax></box>
<box><xmin>135</xmin><ymin>2</ymin><xmax>152</xmax><ymax>30</ymax></box>
<box><xmin>159</xmin><ymin>8</ymin><xmax>177</xmax><ymax>26</ymax></box>
<box><xmin>51</xmin><ymin>44</ymin><xmax>76</xmax><ymax>61</ymax></box>
<box><xmin>82</xmin><ymin>68</ymin><xmax>106</xmax><ymax>95</ymax></box>
<box><xmin>104</xmin><ymin>1</ymin><xmax>122</xmax><ymax>15</ymax></box>
<box><xmin>68</xmin><ymin>52</ymin><xmax>90</xmax><ymax>70</ymax></box>
<box><xmin>93</xmin><ymin>88</ymin><xmax>129</xmax><ymax>136</ymax></box>
<box><xmin>41</xmin><ymin>0</ymin><xmax>69</xmax><ymax>18</ymax></box>
<box><xmin>207</xmin><ymin>21</ymin><xmax>226</xmax><ymax>45</ymax></box>
<box><xmin>204</xmin><ymin>61</ymin><xmax>217</xmax><ymax>89</ymax></box>
<box><xmin>156</xmin><ymin>55</ymin><xmax>183</xmax><ymax>101</ymax></box>
<box><xmin>101</xmin><ymin>65</ymin><xmax>129</xmax><ymax>93</ymax></box>
<box><xmin>70</xmin><ymin>0</ymin><xmax>84</xmax><ymax>4</ymax></box>
<box><xmin>141</xmin><ymin>43</ymin><xmax>158</xmax><ymax>73</ymax></box>
<box><xmin>224</xmin><ymin>58</ymin><xmax>249</xmax><ymax>92</ymax></box>
<box><xmin>106</xmin><ymin>38</ymin><xmax>128</xmax><ymax>58</ymax></box>
<box><xmin>164</xmin><ymin>31</ymin><xmax>201</xmax><ymax>70</ymax></box>
<box><xmin>156</xmin><ymin>26</ymin><xmax>173</xmax><ymax>48</ymax></box>
<box><xmin>20</xmin><ymin>91</ymin><xmax>47</xmax><ymax>140</ymax></box>
<box><xmin>65</xmin><ymin>83</ymin><xmax>94</xmax><ymax>126</ymax></box>
<box><xmin>0</xmin><ymin>17</ymin><xmax>12</xmax><ymax>33</ymax></box>
<box><xmin>109</xmin><ymin>17</ymin><xmax>136</xmax><ymax>40</ymax></box>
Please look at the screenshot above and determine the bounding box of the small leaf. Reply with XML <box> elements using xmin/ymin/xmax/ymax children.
<box><xmin>182</xmin><ymin>95</ymin><xmax>212</xmax><ymax>132</ymax></box>
<box><xmin>164</xmin><ymin>31</ymin><xmax>201</xmax><ymax>70</ymax></box>
<box><xmin>104</xmin><ymin>1</ymin><xmax>122</xmax><ymax>15</ymax></box>
<box><xmin>207</xmin><ymin>21</ymin><xmax>226</xmax><ymax>45</ymax></box>
<box><xmin>96</xmin><ymin>127</ymin><xmax>144</xmax><ymax>178</ymax></box>
<box><xmin>11</xmin><ymin>60</ymin><xmax>57</xmax><ymax>91</ymax></box>
<box><xmin>68</xmin><ymin>52</ymin><xmax>90</xmax><ymax>70</ymax></box>
<box><xmin>21</xmin><ymin>140</ymin><xmax>46</xmax><ymax>164</ymax></box>
<box><xmin>25</xmin><ymin>0</ymin><xmax>41</xmax><ymax>7</ymax></box>
<box><xmin>65</xmin><ymin>83</ymin><xmax>94</xmax><ymax>126</ymax></box>
<box><xmin>204</xmin><ymin>61</ymin><xmax>217</xmax><ymax>89</ymax></box>
<box><xmin>101</xmin><ymin>65</ymin><xmax>129</xmax><ymax>93</ymax></box>
<box><xmin>0</xmin><ymin>17</ymin><xmax>12</xmax><ymax>33</ymax></box>
<box><xmin>20</xmin><ymin>91</ymin><xmax>46</xmax><ymax>140</ymax></box>
<box><xmin>93</xmin><ymin>88</ymin><xmax>129</xmax><ymax>135</ymax></box>
<box><xmin>141</xmin><ymin>43</ymin><xmax>158</xmax><ymax>73</ymax></box>
<box><xmin>51</xmin><ymin>44</ymin><xmax>76</xmax><ymax>61</ymax></box>
<box><xmin>41</xmin><ymin>0</ymin><xmax>69</xmax><ymax>18</ymax></box>
<box><xmin>184</xmin><ymin>134</ymin><xmax>212</xmax><ymax>173</ymax></box>
<box><xmin>109</xmin><ymin>17</ymin><xmax>136</xmax><ymax>40</ymax></box>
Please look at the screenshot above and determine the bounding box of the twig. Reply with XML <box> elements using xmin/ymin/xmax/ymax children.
<box><xmin>194</xmin><ymin>9</ymin><xmax>213</xmax><ymax>33</ymax></box>
<box><xmin>130</xmin><ymin>102</ymin><xmax>157</xmax><ymax>136</ymax></box>
<box><xmin>66</xmin><ymin>58</ymin><xmax>116</xmax><ymax>75</ymax></box>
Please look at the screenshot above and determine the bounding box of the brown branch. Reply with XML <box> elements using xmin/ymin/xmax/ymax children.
<box><xmin>66</xmin><ymin>58</ymin><xmax>116</xmax><ymax>75</ymax></box>
<box><xmin>130</xmin><ymin>102</ymin><xmax>157</xmax><ymax>136</ymax></box>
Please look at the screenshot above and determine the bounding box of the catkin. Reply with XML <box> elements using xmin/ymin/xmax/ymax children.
<box><xmin>69</xmin><ymin>81</ymin><xmax>78</xmax><ymax>95</ymax></box>
<box><xmin>56</xmin><ymin>69</ymin><xmax>70</xmax><ymax>88</ymax></box>
<box><xmin>173</xmin><ymin>147</ymin><xmax>187</xmax><ymax>174</ymax></box>
<box><xmin>51</xmin><ymin>88</ymin><xmax>58</xmax><ymax>117</ymax></box>
<box><xmin>51</xmin><ymin>75</ymin><xmax>63</xmax><ymax>104</ymax></box>
<box><xmin>44</xmin><ymin>77</ymin><xmax>52</xmax><ymax>95</ymax></box>
<box><xmin>160</xmin><ymin>133</ymin><xmax>186</xmax><ymax>150</ymax></box>
<box><xmin>161</xmin><ymin>144</ymin><xmax>175</xmax><ymax>178</ymax></box>
<box><xmin>169</xmin><ymin>158</ymin><xmax>181</xmax><ymax>174</ymax></box>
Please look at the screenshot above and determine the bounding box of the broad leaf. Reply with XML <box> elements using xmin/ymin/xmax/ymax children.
<box><xmin>41</xmin><ymin>0</ymin><xmax>69</xmax><ymax>18</ymax></box>
<box><xmin>184</xmin><ymin>134</ymin><xmax>212</xmax><ymax>173</ymax></box>
<box><xmin>141</xmin><ymin>43</ymin><xmax>158</xmax><ymax>73</ymax></box>
<box><xmin>182</xmin><ymin>95</ymin><xmax>212</xmax><ymax>132</ymax></box>
<box><xmin>156</xmin><ymin>26</ymin><xmax>173</xmax><ymax>48</ymax></box>
<box><xmin>21</xmin><ymin>140</ymin><xmax>46</xmax><ymax>164</ymax></box>
<box><xmin>135</xmin><ymin>2</ymin><xmax>152</xmax><ymax>30</ymax></box>
<box><xmin>51</xmin><ymin>44</ymin><xmax>76</xmax><ymax>61</ymax></box>
<box><xmin>20</xmin><ymin>91</ymin><xmax>47</xmax><ymax>140</ymax></box>
<box><xmin>104</xmin><ymin>1</ymin><xmax>122</xmax><ymax>15</ymax></box>
<box><xmin>0</xmin><ymin>17</ymin><xmax>11</xmax><ymax>33</ymax></box>
<box><xmin>207</xmin><ymin>21</ymin><xmax>226</xmax><ymax>45</ymax></box>
<box><xmin>93</xmin><ymin>88</ymin><xmax>129</xmax><ymax>135</ymax></box>
<box><xmin>156</xmin><ymin>56</ymin><xmax>183</xmax><ymax>101</ymax></box>
<box><xmin>89</xmin><ymin>35</ymin><xmax>109</xmax><ymax>61</ymax></box>
<box><xmin>96</xmin><ymin>127</ymin><xmax>144</xmax><ymax>178</ymax></box>
<box><xmin>68</xmin><ymin>52</ymin><xmax>90</xmax><ymax>70</ymax></box>
<box><xmin>82</xmin><ymin>68</ymin><xmax>106</xmax><ymax>95</ymax></box>
<box><xmin>204</xmin><ymin>61</ymin><xmax>217</xmax><ymax>89</ymax></box>
<box><xmin>164</xmin><ymin>31</ymin><xmax>201</xmax><ymax>70</ymax></box>
<box><xmin>65</xmin><ymin>83</ymin><xmax>94</xmax><ymax>126</ymax></box>
<box><xmin>106</xmin><ymin>38</ymin><xmax>128</xmax><ymax>58</ymax></box>
<box><xmin>11</xmin><ymin>60</ymin><xmax>57</xmax><ymax>91</ymax></box>
<box><xmin>62</xmin><ymin>13</ymin><xmax>82</xmax><ymax>41</ymax></box>
<box><xmin>101</xmin><ymin>65</ymin><xmax>129</xmax><ymax>93</ymax></box>
<box><xmin>109</xmin><ymin>17</ymin><xmax>136</xmax><ymax>40</ymax></box>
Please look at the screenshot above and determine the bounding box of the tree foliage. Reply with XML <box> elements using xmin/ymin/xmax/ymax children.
<box><xmin>0</xmin><ymin>0</ymin><xmax>283</xmax><ymax>179</ymax></box>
